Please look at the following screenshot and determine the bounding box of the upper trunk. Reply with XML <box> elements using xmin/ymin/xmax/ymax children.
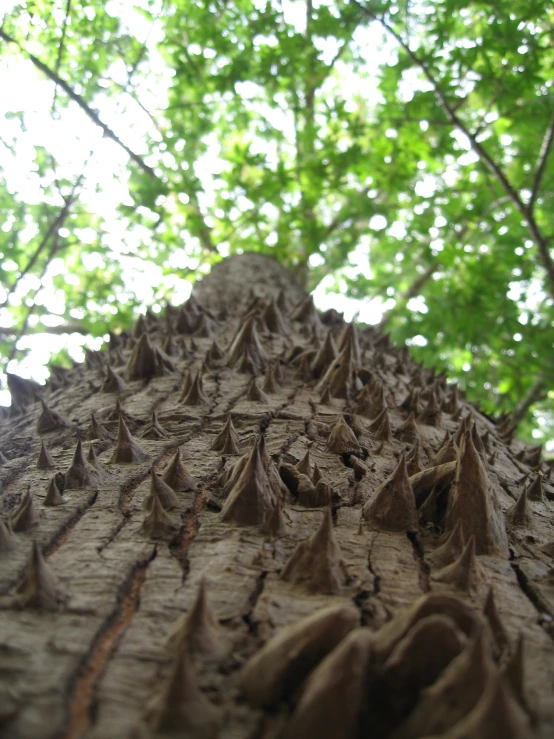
<box><xmin>0</xmin><ymin>253</ymin><xmax>553</xmax><ymax>739</ymax></box>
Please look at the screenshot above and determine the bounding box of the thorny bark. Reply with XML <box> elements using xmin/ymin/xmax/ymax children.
<box><xmin>0</xmin><ymin>253</ymin><xmax>553</xmax><ymax>739</ymax></box>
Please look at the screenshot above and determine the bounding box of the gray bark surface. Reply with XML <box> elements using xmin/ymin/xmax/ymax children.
<box><xmin>0</xmin><ymin>253</ymin><xmax>553</xmax><ymax>739</ymax></box>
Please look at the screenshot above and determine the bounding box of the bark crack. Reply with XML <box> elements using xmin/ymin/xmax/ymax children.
<box><xmin>61</xmin><ymin>549</ymin><xmax>156</xmax><ymax>739</ymax></box>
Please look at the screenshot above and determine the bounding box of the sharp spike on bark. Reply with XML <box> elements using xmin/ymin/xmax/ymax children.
<box><xmin>295</xmin><ymin>353</ymin><xmax>313</xmax><ymax>382</ymax></box>
<box><xmin>0</xmin><ymin>519</ymin><xmax>14</xmax><ymax>553</ymax></box>
<box><xmin>312</xmin><ymin>462</ymin><xmax>323</xmax><ymax>485</ymax></box>
<box><xmin>354</xmin><ymin>385</ymin><xmax>373</xmax><ymax>416</ymax></box>
<box><xmin>207</xmin><ymin>338</ymin><xmax>225</xmax><ymax>363</ymax></box>
<box><xmin>162</xmin><ymin>332</ymin><xmax>178</xmax><ymax>357</ymax></box>
<box><xmin>338</xmin><ymin>323</ymin><xmax>362</xmax><ymax>367</ymax></box>
<box><xmin>362</xmin><ymin>454</ymin><xmax>418</xmax><ymax>532</ymax></box>
<box><xmin>427</xmin><ymin>520</ymin><xmax>465</xmax><ymax>569</ymax></box>
<box><xmin>7</xmin><ymin>372</ymin><xmax>41</xmax><ymax>406</ymax></box>
<box><xmin>12</xmin><ymin>487</ymin><xmax>40</xmax><ymax>531</ymax></box>
<box><xmin>483</xmin><ymin>587</ymin><xmax>508</xmax><ymax>657</ymax></box>
<box><xmin>523</xmin><ymin>444</ymin><xmax>542</xmax><ymax>468</ymax></box>
<box><xmin>295</xmin><ymin>450</ymin><xmax>312</xmax><ymax>478</ymax></box>
<box><xmin>237</xmin><ymin>345</ymin><xmax>258</xmax><ymax>374</ymax></box>
<box><xmin>109</xmin><ymin>417</ymin><xmax>149</xmax><ymax>464</ymax></box>
<box><xmin>453</xmin><ymin>414</ymin><xmax>471</xmax><ymax>448</ymax></box>
<box><xmin>44</xmin><ymin>476</ymin><xmax>65</xmax><ymax>507</ymax></box>
<box><xmin>326</xmin><ymin>416</ymin><xmax>360</xmax><ymax>454</ymax></box>
<box><xmin>432</xmin><ymin>433</ymin><xmax>458</xmax><ymax>466</ymax></box>
<box><xmin>401</xmin><ymin>388</ymin><xmax>422</xmax><ymax>415</ymax></box>
<box><xmin>503</xmin><ymin>634</ymin><xmax>533</xmax><ymax>718</ymax></box>
<box><xmin>317</xmin><ymin>345</ymin><xmax>354</xmax><ymax>399</ymax></box>
<box><xmin>374</xmin><ymin>440</ymin><xmax>385</xmax><ymax>455</ymax></box>
<box><xmin>125</xmin><ymin>333</ymin><xmax>174</xmax><ymax>381</ymax></box>
<box><xmin>227</xmin><ymin>315</ymin><xmax>267</xmax><ymax>374</ymax></box>
<box><xmin>193</xmin><ymin>312</ymin><xmax>214</xmax><ymax>339</ymax></box>
<box><xmin>406</xmin><ymin>438</ymin><xmax>424</xmax><ymax>476</ymax></box>
<box><xmin>437</xmin><ymin>672</ymin><xmax>532</xmax><ymax>739</ymax></box>
<box><xmin>263</xmin><ymin>498</ymin><xmax>287</xmax><ymax>539</ymax></box>
<box><xmin>261</xmin><ymin>363</ymin><xmax>280</xmax><ymax>393</ymax></box>
<box><xmin>37</xmin><ymin>399</ymin><xmax>70</xmax><ymax>434</ymax></box>
<box><xmin>281</xmin><ymin>508</ymin><xmax>347</xmax><ymax>594</ymax></box>
<box><xmin>419</xmin><ymin>391</ymin><xmax>442</xmax><ymax>426</ymax></box>
<box><xmin>181</xmin><ymin>371</ymin><xmax>209</xmax><ymax>406</ymax></box>
<box><xmin>369</xmin><ymin>384</ymin><xmax>388</xmax><ymax>416</ymax></box>
<box><xmin>105</xmin><ymin>397</ymin><xmax>140</xmax><ymax>430</ymax></box>
<box><xmin>141</xmin><ymin>411</ymin><xmax>169</xmax><ymax>440</ymax></box>
<box><xmin>368</xmin><ymin>408</ymin><xmax>392</xmax><ymax>443</ymax></box>
<box><xmin>262</xmin><ymin>297</ymin><xmax>289</xmax><ymax>334</ymax></box>
<box><xmin>311</xmin><ymin>330</ymin><xmax>338</xmax><ymax>378</ymax></box>
<box><xmin>146</xmin><ymin>646</ymin><xmax>222</xmax><ymax>733</ymax></box>
<box><xmin>395</xmin><ymin>411</ymin><xmax>420</xmax><ymax>444</ymax></box>
<box><xmin>36</xmin><ymin>440</ymin><xmax>55</xmax><ymax>469</ymax></box>
<box><xmin>246</xmin><ymin>377</ymin><xmax>268</xmax><ymax>403</ymax></box>
<box><xmin>144</xmin><ymin>467</ymin><xmax>180</xmax><ymax>511</ymax></box>
<box><xmin>102</xmin><ymin>364</ymin><xmax>129</xmax><ymax>393</ymax></box>
<box><xmin>132</xmin><ymin>313</ymin><xmax>148</xmax><ymax>339</ymax></box>
<box><xmin>140</xmin><ymin>493</ymin><xmax>179</xmax><ymax>539</ymax></box>
<box><xmin>433</xmin><ymin>535</ymin><xmax>479</xmax><ymax>593</ymax></box>
<box><xmin>526</xmin><ymin>475</ymin><xmax>544</xmax><ymax>502</ymax></box>
<box><xmin>88</xmin><ymin>412</ymin><xmax>112</xmax><ymax>441</ymax></box>
<box><xmin>299</xmin><ymin>478</ymin><xmax>337</xmax><ymax>507</ymax></box>
<box><xmin>178</xmin><ymin>369</ymin><xmax>192</xmax><ymax>402</ymax></box>
<box><xmin>384</xmin><ymin>614</ymin><xmax>467</xmax><ymax>708</ymax></box>
<box><xmin>162</xmin><ymin>449</ymin><xmax>197</xmax><ymax>492</ymax></box>
<box><xmin>391</xmin><ymin>626</ymin><xmax>496</xmax><ymax>738</ymax></box>
<box><xmin>240</xmin><ymin>603</ymin><xmax>358</xmax><ymax>708</ymax></box>
<box><xmin>211</xmin><ymin>415</ymin><xmax>240</xmax><ymax>455</ymax></box>
<box><xmin>444</xmin><ymin>432</ymin><xmax>509</xmax><ymax>555</ymax></box>
<box><xmin>507</xmin><ymin>486</ymin><xmax>532</xmax><ymax>528</ymax></box>
<box><xmin>443</xmin><ymin>385</ymin><xmax>461</xmax><ymax>415</ymax></box>
<box><xmin>286</xmin><ymin>628</ymin><xmax>374</xmax><ymax>739</ymax></box>
<box><xmin>15</xmin><ymin>542</ymin><xmax>67</xmax><ymax>610</ymax></box>
<box><xmin>320</xmin><ymin>386</ymin><xmax>333</xmax><ymax>405</ymax></box>
<box><xmin>0</xmin><ymin>449</ymin><xmax>8</xmax><ymax>465</ymax></box>
<box><xmin>65</xmin><ymin>439</ymin><xmax>94</xmax><ymax>489</ymax></box>
<box><xmin>168</xmin><ymin>579</ymin><xmax>227</xmax><ymax>658</ymax></box>
<box><xmin>220</xmin><ymin>438</ymin><xmax>277</xmax><ymax>526</ymax></box>
<box><xmin>290</xmin><ymin>295</ymin><xmax>321</xmax><ymax>331</ymax></box>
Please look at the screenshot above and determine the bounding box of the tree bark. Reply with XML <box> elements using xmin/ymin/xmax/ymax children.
<box><xmin>0</xmin><ymin>253</ymin><xmax>553</xmax><ymax>739</ymax></box>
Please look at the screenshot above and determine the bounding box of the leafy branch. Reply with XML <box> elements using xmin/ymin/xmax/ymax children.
<box><xmin>352</xmin><ymin>1</ymin><xmax>554</xmax><ymax>300</ymax></box>
<box><xmin>0</xmin><ymin>28</ymin><xmax>159</xmax><ymax>180</ymax></box>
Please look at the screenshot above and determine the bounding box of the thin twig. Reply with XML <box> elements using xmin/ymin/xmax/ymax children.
<box><xmin>0</xmin><ymin>29</ymin><xmax>158</xmax><ymax>179</ymax></box>
<box><xmin>529</xmin><ymin>109</ymin><xmax>554</xmax><ymax>211</ymax></box>
<box><xmin>51</xmin><ymin>0</ymin><xmax>72</xmax><ymax>117</ymax></box>
<box><xmin>352</xmin><ymin>0</ymin><xmax>554</xmax><ymax>299</ymax></box>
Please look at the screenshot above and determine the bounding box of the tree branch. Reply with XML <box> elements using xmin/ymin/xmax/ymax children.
<box><xmin>510</xmin><ymin>372</ymin><xmax>548</xmax><ymax>428</ymax></box>
<box><xmin>0</xmin><ymin>29</ymin><xmax>158</xmax><ymax>180</ymax></box>
<box><xmin>352</xmin><ymin>1</ymin><xmax>554</xmax><ymax>301</ymax></box>
<box><xmin>378</xmin><ymin>261</ymin><xmax>439</xmax><ymax>330</ymax></box>
<box><xmin>51</xmin><ymin>0</ymin><xmax>72</xmax><ymax>117</ymax></box>
<box><xmin>0</xmin><ymin>188</ymin><xmax>78</xmax><ymax>310</ymax></box>
<box><xmin>0</xmin><ymin>322</ymin><xmax>90</xmax><ymax>339</ymax></box>
<box><xmin>529</xmin><ymin>108</ymin><xmax>554</xmax><ymax>211</ymax></box>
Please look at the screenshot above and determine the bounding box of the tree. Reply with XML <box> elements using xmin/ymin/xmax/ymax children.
<box><xmin>1</xmin><ymin>0</ymin><xmax>553</xmax><ymax>446</ymax></box>
<box><xmin>0</xmin><ymin>253</ymin><xmax>552</xmax><ymax>738</ymax></box>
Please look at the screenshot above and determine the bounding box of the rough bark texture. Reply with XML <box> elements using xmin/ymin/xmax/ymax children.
<box><xmin>0</xmin><ymin>252</ymin><xmax>553</xmax><ymax>739</ymax></box>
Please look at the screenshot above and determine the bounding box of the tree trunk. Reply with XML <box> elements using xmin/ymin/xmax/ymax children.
<box><xmin>0</xmin><ymin>253</ymin><xmax>553</xmax><ymax>739</ymax></box>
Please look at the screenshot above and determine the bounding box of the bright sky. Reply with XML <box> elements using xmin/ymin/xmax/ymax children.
<box><xmin>0</xmin><ymin>0</ymin><xmax>410</xmax><ymax>408</ymax></box>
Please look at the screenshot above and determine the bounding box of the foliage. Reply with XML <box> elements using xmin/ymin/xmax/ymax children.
<box><xmin>0</xmin><ymin>0</ymin><xmax>553</xmax><ymax>445</ymax></box>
